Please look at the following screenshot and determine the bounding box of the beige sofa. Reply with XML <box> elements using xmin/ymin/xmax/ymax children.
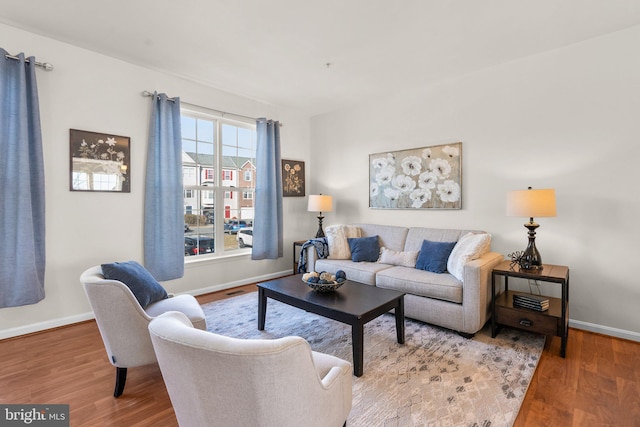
<box><xmin>305</xmin><ymin>224</ymin><xmax>504</xmax><ymax>336</ymax></box>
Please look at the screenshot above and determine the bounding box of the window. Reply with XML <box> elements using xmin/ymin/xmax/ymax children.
<box><xmin>181</xmin><ymin>110</ymin><xmax>256</xmax><ymax>258</ymax></box>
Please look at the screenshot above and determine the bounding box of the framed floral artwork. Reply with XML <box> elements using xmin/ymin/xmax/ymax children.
<box><xmin>369</xmin><ymin>142</ymin><xmax>462</xmax><ymax>209</ymax></box>
<box><xmin>282</xmin><ymin>159</ymin><xmax>305</xmax><ymax>197</ymax></box>
<box><xmin>70</xmin><ymin>129</ymin><xmax>130</xmax><ymax>192</ymax></box>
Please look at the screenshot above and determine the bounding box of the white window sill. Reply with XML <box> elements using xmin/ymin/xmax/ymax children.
<box><xmin>184</xmin><ymin>249</ymin><xmax>252</xmax><ymax>265</ymax></box>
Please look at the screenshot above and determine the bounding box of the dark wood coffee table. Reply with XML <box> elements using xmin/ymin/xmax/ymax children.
<box><xmin>257</xmin><ymin>274</ymin><xmax>405</xmax><ymax>377</ymax></box>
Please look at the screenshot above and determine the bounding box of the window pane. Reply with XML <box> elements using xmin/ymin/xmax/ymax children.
<box><xmin>197</xmin><ymin>119</ymin><xmax>214</xmax><ymax>143</ymax></box>
<box><xmin>223</xmin><ymin>189</ymin><xmax>254</xmax><ymax>251</ymax></box>
<box><xmin>184</xmin><ymin>188</ymin><xmax>215</xmax><ymax>256</ymax></box>
<box><xmin>181</xmin><ymin>116</ymin><xmax>196</xmax><ymax>140</ymax></box>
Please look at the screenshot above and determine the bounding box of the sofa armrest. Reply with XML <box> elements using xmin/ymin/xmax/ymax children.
<box><xmin>460</xmin><ymin>251</ymin><xmax>505</xmax><ymax>332</ymax></box>
<box><xmin>304</xmin><ymin>245</ymin><xmax>319</xmax><ymax>273</ymax></box>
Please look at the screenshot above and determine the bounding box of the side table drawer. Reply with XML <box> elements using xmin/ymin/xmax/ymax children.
<box><xmin>496</xmin><ymin>306</ymin><xmax>558</xmax><ymax>336</ymax></box>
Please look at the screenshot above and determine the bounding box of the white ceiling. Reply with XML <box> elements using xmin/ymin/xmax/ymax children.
<box><xmin>2</xmin><ymin>0</ymin><xmax>640</xmax><ymax>116</ymax></box>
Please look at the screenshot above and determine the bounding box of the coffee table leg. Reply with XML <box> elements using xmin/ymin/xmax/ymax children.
<box><xmin>258</xmin><ymin>288</ymin><xmax>267</xmax><ymax>330</ymax></box>
<box><xmin>352</xmin><ymin>323</ymin><xmax>364</xmax><ymax>377</ymax></box>
<box><xmin>395</xmin><ymin>297</ymin><xmax>405</xmax><ymax>344</ymax></box>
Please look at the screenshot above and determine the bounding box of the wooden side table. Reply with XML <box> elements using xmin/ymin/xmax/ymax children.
<box><xmin>292</xmin><ymin>240</ymin><xmax>307</xmax><ymax>274</ymax></box>
<box><xmin>491</xmin><ymin>260</ymin><xmax>570</xmax><ymax>357</ymax></box>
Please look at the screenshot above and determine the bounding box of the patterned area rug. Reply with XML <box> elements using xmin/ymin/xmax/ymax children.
<box><xmin>203</xmin><ymin>291</ymin><xmax>544</xmax><ymax>427</ymax></box>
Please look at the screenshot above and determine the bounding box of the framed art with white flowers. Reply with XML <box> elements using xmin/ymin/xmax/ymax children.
<box><xmin>369</xmin><ymin>142</ymin><xmax>462</xmax><ymax>209</ymax></box>
<box><xmin>70</xmin><ymin>129</ymin><xmax>130</xmax><ymax>193</ymax></box>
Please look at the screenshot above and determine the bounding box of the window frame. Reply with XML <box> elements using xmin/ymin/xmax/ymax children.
<box><xmin>181</xmin><ymin>106</ymin><xmax>256</xmax><ymax>260</ymax></box>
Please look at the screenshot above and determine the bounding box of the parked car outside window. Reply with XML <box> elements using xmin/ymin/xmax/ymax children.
<box><xmin>236</xmin><ymin>227</ymin><xmax>253</xmax><ymax>248</ymax></box>
<box><xmin>184</xmin><ymin>236</ymin><xmax>215</xmax><ymax>256</ymax></box>
<box><xmin>224</xmin><ymin>220</ymin><xmax>249</xmax><ymax>234</ymax></box>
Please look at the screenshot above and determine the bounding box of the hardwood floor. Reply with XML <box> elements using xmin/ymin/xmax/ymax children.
<box><xmin>1</xmin><ymin>283</ymin><xmax>638</xmax><ymax>426</ymax></box>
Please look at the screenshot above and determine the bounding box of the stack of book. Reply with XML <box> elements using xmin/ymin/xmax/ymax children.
<box><xmin>513</xmin><ymin>294</ymin><xmax>549</xmax><ymax>312</ymax></box>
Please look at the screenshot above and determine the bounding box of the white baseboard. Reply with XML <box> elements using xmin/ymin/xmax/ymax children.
<box><xmin>0</xmin><ymin>270</ymin><xmax>291</xmax><ymax>341</ymax></box>
<box><xmin>0</xmin><ymin>312</ymin><xmax>95</xmax><ymax>340</ymax></box>
<box><xmin>569</xmin><ymin>319</ymin><xmax>640</xmax><ymax>342</ymax></box>
<box><xmin>184</xmin><ymin>270</ymin><xmax>290</xmax><ymax>297</ymax></box>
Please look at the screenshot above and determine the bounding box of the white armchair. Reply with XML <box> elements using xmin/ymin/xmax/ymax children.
<box><xmin>80</xmin><ymin>265</ymin><xmax>206</xmax><ymax>397</ymax></box>
<box><xmin>148</xmin><ymin>311</ymin><xmax>353</xmax><ymax>427</ymax></box>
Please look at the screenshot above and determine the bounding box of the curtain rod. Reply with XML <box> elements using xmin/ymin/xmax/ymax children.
<box><xmin>141</xmin><ymin>90</ymin><xmax>282</xmax><ymax>125</ymax></box>
<box><xmin>4</xmin><ymin>54</ymin><xmax>54</xmax><ymax>71</ymax></box>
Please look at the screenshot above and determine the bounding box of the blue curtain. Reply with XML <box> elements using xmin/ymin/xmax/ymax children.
<box><xmin>252</xmin><ymin>119</ymin><xmax>283</xmax><ymax>260</ymax></box>
<box><xmin>0</xmin><ymin>49</ymin><xmax>46</xmax><ymax>307</ymax></box>
<box><xmin>144</xmin><ymin>92</ymin><xmax>184</xmax><ymax>280</ymax></box>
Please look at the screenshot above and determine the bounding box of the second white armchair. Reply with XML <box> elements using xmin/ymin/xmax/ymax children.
<box><xmin>148</xmin><ymin>311</ymin><xmax>353</xmax><ymax>427</ymax></box>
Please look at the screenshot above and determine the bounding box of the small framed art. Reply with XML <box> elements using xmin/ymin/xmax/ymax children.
<box><xmin>282</xmin><ymin>159</ymin><xmax>305</xmax><ymax>197</ymax></box>
<box><xmin>70</xmin><ymin>129</ymin><xmax>130</xmax><ymax>192</ymax></box>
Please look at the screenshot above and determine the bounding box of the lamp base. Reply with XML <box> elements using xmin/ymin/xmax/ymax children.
<box><xmin>519</xmin><ymin>220</ymin><xmax>543</xmax><ymax>270</ymax></box>
<box><xmin>315</xmin><ymin>214</ymin><xmax>325</xmax><ymax>238</ymax></box>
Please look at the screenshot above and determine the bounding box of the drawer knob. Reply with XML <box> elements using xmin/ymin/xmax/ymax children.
<box><xmin>519</xmin><ymin>319</ymin><xmax>533</xmax><ymax>327</ymax></box>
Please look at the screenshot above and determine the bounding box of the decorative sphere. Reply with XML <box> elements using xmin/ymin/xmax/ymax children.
<box><xmin>335</xmin><ymin>270</ymin><xmax>347</xmax><ymax>280</ymax></box>
<box><xmin>319</xmin><ymin>272</ymin><xmax>334</xmax><ymax>281</ymax></box>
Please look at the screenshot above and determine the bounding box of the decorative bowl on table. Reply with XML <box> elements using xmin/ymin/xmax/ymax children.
<box><xmin>302</xmin><ymin>270</ymin><xmax>347</xmax><ymax>293</ymax></box>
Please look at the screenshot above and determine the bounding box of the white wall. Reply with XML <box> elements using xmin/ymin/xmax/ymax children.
<box><xmin>310</xmin><ymin>26</ymin><xmax>640</xmax><ymax>339</ymax></box>
<box><xmin>0</xmin><ymin>23</ymin><xmax>314</xmax><ymax>338</ymax></box>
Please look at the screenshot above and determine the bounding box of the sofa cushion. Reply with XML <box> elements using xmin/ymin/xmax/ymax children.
<box><xmin>378</xmin><ymin>247</ymin><xmax>419</xmax><ymax>268</ymax></box>
<box><xmin>314</xmin><ymin>259</ymin><xmax>393</xmax><ymax>286</ymax></box>
<box><xmin>404</xmin><ymin>227</ymin><xmax>469</xmax><ymax>252</ymax></box>
<box><xmin>415</xmin><ymin>239</ymin><xmax>457</xmax><ymax>273</ymax></box>
<box><xmin>347</xmin><ymin>236</ymin><xmax>380</xmax><ymax>262</ymax></box>
<box><xmin>325</xmin><ymin>225</ymin><xmax>361</xmax><ymax>260</ymax></box>
<box><xmin>447</xmin><ymin>232</ymin><xmax>492</xmax><ymax>281</ymax></box>
<box><xmin>101</xmin><ymin>260</ymin><xmax>168</xmax><ymax>308</ymax></box>
<box><xmin>376</xmin><ymin>266</ymin><xmax>463</xmax><ymax>303</ymax></box>
<box><xmin>354</xmin><ymin>224</ymin><xmax>408</xmax><ymax>252</ymax></box>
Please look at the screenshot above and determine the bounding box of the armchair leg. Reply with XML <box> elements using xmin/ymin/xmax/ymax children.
<box><xmin>114</xmin><ymin>367</ymin><xmax>127</xmax><ymax>397</ymax></box>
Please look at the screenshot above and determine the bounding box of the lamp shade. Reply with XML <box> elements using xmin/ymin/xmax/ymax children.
<box><xmin>506</xmin><ymin>188</ymin><xmax>556</xmax><ymax>218</ymax></box>
<box><xmin>308</xmin><ymin>195</ymin><xmax>332</xmax><ymax>213</ymax></box>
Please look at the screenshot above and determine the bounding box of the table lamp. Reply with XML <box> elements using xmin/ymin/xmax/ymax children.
<box><xmin>308</xmin><ymin>194</ymin><xmax>332</xmax><ymax>238</ymax></box>
<box><xmin>506</xmin><ymin>187</ymin><xmax>556</xmax><ymax>270</ymax></box>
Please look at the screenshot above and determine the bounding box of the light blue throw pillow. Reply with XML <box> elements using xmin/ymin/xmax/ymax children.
<box><xmin>415</xmin><ymin>239</ymin><xmax>457</xmax><ymax>273</ymax></box>
<box><xmin>347</xmin><ymin>235</ymin><xmax>380</xmax><ymax>262</ymax></box>
<box><xmin>101</xmin><ymin>260</ymin><xmax>168</xmax><ymax>308</ymax></box>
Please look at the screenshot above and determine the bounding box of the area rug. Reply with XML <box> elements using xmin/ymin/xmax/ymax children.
<box><xmin>203</xmin><ymin>291</ymin><xmax>544</xmax><ymax>427</ymax></box>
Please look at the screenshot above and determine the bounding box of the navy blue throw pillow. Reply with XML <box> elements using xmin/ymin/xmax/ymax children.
<box><xmin>347</xmin><ymin>235</ymin><xmax>380</xmax><ymax>262</ymax></box>
<box><xmin>101</xmin><ymin>261</ymin><xmax>168</xmax><ymax>308</ymax></box>
<box><xmin>415</xmin><ymin>240</ymin><xmax>457</xmax><ymax>273</ymax></box>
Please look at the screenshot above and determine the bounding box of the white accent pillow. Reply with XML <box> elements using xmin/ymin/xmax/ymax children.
<box><xmin>326</xmin><ymin>225</ymin><xmax>362</xmax><ymax>260</ymax></box>
<box><xmin>447</xmin><ymin>232</ymin><xmax>492</xmax><ymax>281</ymax></box>
<box><xmin>378</xmin><ymin>246</ymin><xmax>419</xmax><ymax>267</ymax></box>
